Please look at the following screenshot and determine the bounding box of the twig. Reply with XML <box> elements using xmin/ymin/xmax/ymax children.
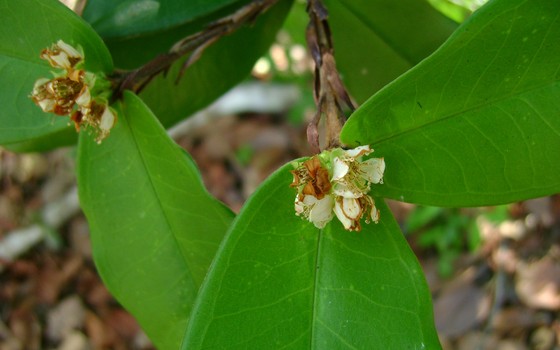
<box><xmin>114</xmin><ymin>0</ymin><xmax>280</xmax><ymax>98</ymax></box>
<box><xmin>306</xmin><ymin>0</ymin><xmax>355</xmax><ymax>152</ymax></box>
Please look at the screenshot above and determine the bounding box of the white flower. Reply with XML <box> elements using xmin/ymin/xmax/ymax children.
<box><xmin>37</xmin><ymin>98</ymin><xmax>56</xmax><ymax>113</ymax></box>
<box><xmin>99</xmin><ymin>106</ymin><xmax>116</xmax><ymax>132</ymax></box>
<box><xmin>291</xmin><ymin>145</ymin><xmax>385</xmax><ymax>231</ymax></box>
<box><xmin>295</xmin><ymin>194</ymin><xmax>334</xmax><ymax>229</ymax></box>
<box><xmin>358</xmin><ymin>157</ymin><xmax>385</xmax><ymax>184</ymax></box>
<box><xmin>30</xmin><ymin>78</ymin><xmax>56</xmax><ymax>113</ymax></box>
<box><xmin>31</xmin><ymin>40</ymin><xmax>118</xmax><ymax>143</ymax></box>
<box><xmin>32</xmin><ymin>78</ymin><xmax>50</xmax><ymax>94</ymax></box>
<box><xmin>334</xmin><ymin>197</ymin><xmax>362</xmax><ymax>231</ymax></box>
<box><xmin>331</xmin><ymin>145</ymin><xmax>384</xmax><ymax>198</ymax></box>
<box><xmin>40</xmin><ymin>40</ymin><xmax>83</xmax><ymax>70</ymax></box>
<box><xmin>344</xmin><ymin>145</ymin><xmax>372</xmax><ymax>158</ymax></box>
<box><xmin>75</xmin><ymin>85</ymin><xmax>91</xmax><ymax>110</ymax></box>
<box><xmin>56</xmin><ymin>40</ymin><xmax>82</xmax><ymax>59</ymax></box>
<box><xmin>333</xmin><ymin>195</ymin><xmax>380</xmax><ymax>231</ymax></box>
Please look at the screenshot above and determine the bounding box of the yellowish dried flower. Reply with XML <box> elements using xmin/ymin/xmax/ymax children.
<box><xmin>291</xmin><ymin>145</ymin><xmax>385</xmax><ymax>231</ymax></box>
<box><xmin>30</xmin><ymin>40</ymin><xmax>116</xmax><ymax>143</ymax></box>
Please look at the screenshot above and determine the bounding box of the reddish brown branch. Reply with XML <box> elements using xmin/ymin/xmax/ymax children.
<box><xmin>306</xmin><ymin>0</ymin><xmax>355</xmax><ymax>152</ymax></box>
<box><xmin>113</xmin><ymin>0</ymin><xmax>280</xmax><ymax>98</ymax></box>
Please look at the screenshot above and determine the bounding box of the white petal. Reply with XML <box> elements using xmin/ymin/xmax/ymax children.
<box><xmin>38</xmin><ymin>98</ymin><xmax>55</xmax><ymax>112</ymax></box>
<box><xmin>341</xmin><ymin>197</ymin><xmax>361</xmax><ymax>219</ymax></box>
<box><xmin>75</xmin><ymin>86</ymin><xmax>91</xmax><ymax>108</ymax></box>
<box><xmin>332</xmin><ymin>182</ymin><xmax>361</xmax><ymax>198</ymax></box>
<box><xmin>359</xmin><ymin>158</ymin><xmax>385</xmax><ymax>184</ymax></box>
<box><xmin>309</xmin><ymin>195</ymin><xmax>334</xmax><ymax>228</ymax></box>
<box><xmin>51</xmin><ymin>52</ymin><xmax>71</xmax><ymax>69</ymax></box>
<box><xmin>33</xmin><ymin>78</ymin><xmax>50</xmax><ymax>92</ymax></box>
<box><xmin>303</xmin><ymin>195</ymin><xmax>318</xmax><ymax>205</ymax></box>
<box><xmin>57</xmin><ymin>40</ymin><xmax>82</xmax><ymax>58</ymax></box>
<box><xmin>334</xmin><ymin>200</ymin><xmax>353</xmax><ymax>230</ymax></box>
<box><xmin>345</xmin><ymin>145</ymin><xmax>372</xmax><ymax>158</ymax></box>
<box><xmin>332</xmin><ymin>157</ymin><xmax>349</xmax><ymax>181</ymax></box>
<box><xmin>294</xmin><ymin>196</ymin><xmax>305</xmax><ymax>215</ymax></box>
<box><xmin>99</xmin><ymin>106</ymin><xmax>116</xmax><ymax>131</ymax></box>
<box><xmin>371</xmin><ymin>205</ymin><xmax>380</xmax><ymax>223</ymax></box>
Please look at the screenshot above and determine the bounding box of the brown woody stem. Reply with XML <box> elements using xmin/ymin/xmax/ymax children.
<box><xmin>112</xmin><ymin>0</ymin><xmax>280</xmax><ymax>98</ymax></box>
<box><xmin>306</xmin><ymin>0</ymin><xmax>355</xmax><ymax>152</ymax></box>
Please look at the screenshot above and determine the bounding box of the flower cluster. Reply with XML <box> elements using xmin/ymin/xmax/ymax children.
<box><xmin>30</xmin><ymin>40</ymin><xmax>116</xmax><ymax>143</ymax></box>
<box><xmin>291</xmin><ymin>145</ymin><xmax>385</xmax><ymax>231</ymax></box>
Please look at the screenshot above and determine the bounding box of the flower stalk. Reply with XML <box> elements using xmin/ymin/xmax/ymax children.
<box><xmin>306</xmin><ymin>0</ymin><xmax>355</xmax><ymax>152</ymax></box>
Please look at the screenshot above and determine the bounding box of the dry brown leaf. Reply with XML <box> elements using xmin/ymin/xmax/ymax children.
<box><xmin>516</xmin><ymin>257</ymin><xmax>560</xmax><ymax>310</ymax></box>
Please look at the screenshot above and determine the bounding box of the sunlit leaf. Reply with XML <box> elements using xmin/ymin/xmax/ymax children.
<box><xmin>0</xmin><ymin>0</ymin><xmax>112</xmax><ymax>148</ymax></box>
<box><xmin>341</xmin><ymin>0</ymin><xmax>560</xmax><ymax>206</ymax></box>
<box><xmin>99</xmin><ymin>2</ymin><xmax>245</xmax><ymax>70</ymax></box>
<box><xmin>325</xmin><ymin>0</ymin><xmax>458</xmax><ymax>103</ymax></box>
<box><xmin>78</xmin><ymin>92</ymin><xmax>234</xmax><ymax>349</ymax></box>
<box><xmin>82</xmin><ymin>0</ymin><xmax>245</xmax><ymax>38</ymax></box>
<box><xmin>139</xmin><ymin>0</ymin><xmax>294</xmax><ymax>128</ymax></box>
<box><xmin>182</xmin><ymin>162</ymin><xmax>439</xmax><ymax>349</ymax></box>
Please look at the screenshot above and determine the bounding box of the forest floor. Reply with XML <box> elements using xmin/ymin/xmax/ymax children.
<box><xmin>1</xmin><ymin>97</ymin><xmax>559</xmax><ymax>350</ymax></box>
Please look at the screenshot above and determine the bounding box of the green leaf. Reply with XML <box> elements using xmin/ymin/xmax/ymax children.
<box><xmin>3</xmin><ymin>128</ymin><xmax>77</xmax><ymax>153</ymax></box>
<box><xmin>77</xmin><ymin>92</ymin><xmax>234</xmax><ymax>349</ymax></box>
<box><xmin>406</xmin><ymin>206</ymin><xmax>443</xmax><ymax>232</ymax></box>
<box><xmin>182</xmin><ymin>162</ymin><xmax>440</xmax><ymax>349</ymax></box>
<box><xmin>97</xmin><ymin>2</ymin><xmax>246</xmax><ymax>70</ymax></box>
<box><xmin>426</xmin><ymin>0</ymin><xmax>472</xmax><ymax>23</ymax></box>
<box><xmin>324</xmin><ymin>0</ymin><xmax>458</xmax><ymax>103</ymax></box>
<box><xmin>0</xmin><ymin>0</ymin><xmax>112</xmax><ymax>147</ymax></box>
<box><xmin>83</xmin><ymin>0</ymin><xmax>245</xmax><ymax>39</ymax></box>
<box><xmin>139</xmin><ymin>0</ymin><xmax>293</xmax><ymax>128</ymax></box>
<box><xmin>341</xmin><ymin>0</ymin><xmax>560</xmax><ymax>206</ymax></box>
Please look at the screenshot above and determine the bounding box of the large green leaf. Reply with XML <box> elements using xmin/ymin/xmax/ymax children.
<box><xmin>77</xmin><ymin>92</ymin><xmax>234</xmax><ymax>349</ymax></box>
<box><xmin>182</xmin><ymin>162</ymin><xmax>439</xmax><ymax>349</ymax></box>
<box><xmin>83</xmin><ymin>0</ymin><xmax>244</xmax><ymax>38</ymax></box>
<box><xmin>139</xmin><ymin>0</ymin><xmax>294</xmax><ymax>128</ymax></box>
<box><xmin>324</xmin><ymin>0</ymin><xmax>458</xmax><ymax>103</ymax></box>
<box><xmin>0</xmin><ymin>0</ymin><xmax>112</xmax><ymax>147</ymax></box>
<box><xmin>341</xmin><ymin>0</ymin><xmax>560</xmax><ymax>206</ymax></box>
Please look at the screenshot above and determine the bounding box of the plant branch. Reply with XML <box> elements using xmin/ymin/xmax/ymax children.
<box><xmin>113</xmin><ymin>0</ymin><xmax>280</xmax><ymax>98</ymax></box>
<box><xmin>306</xmin><ymin>0</ymin><xmax>355</xmax><ymax>152</ymax></box>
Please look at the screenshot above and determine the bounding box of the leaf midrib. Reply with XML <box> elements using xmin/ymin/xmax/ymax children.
<box><xmin>125</xmin><ymin>103</ymin><xmax>200</xmax><ymax>288</ymax></box>
<box><xmin>309</xmin><ymin>225</ymin><xmax>323</xmax><ymax>349</ymax></box>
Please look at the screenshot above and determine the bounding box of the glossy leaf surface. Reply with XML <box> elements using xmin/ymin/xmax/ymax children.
<box><xmin>182</xmin><ymin>163</ymin><xmax>439</xmax><ymax>349</ymax></box>
<box><xmin>324</xmin><ymin>0</ymin><xmax>458</xmax><ymax>103</ymax></box>
<box><xmin>78</xmin><ymin>92</ymin><xmax>234</xmax><ymax>349</ymax></box>
<box><xmin>341</xmin><ymin>0</ymin><xmax>560</xmax><ymax>206</ymax></box>
<box><xmin>83</xmin><ymin>0</ymin><xmax>243</xmax><ymax>38</ymax></box>
<box><xmin>0</xmin><ymin>0</ymin><xmax>112</xmax><ymax>147</ymax></box>
<box><xmin>139</xmin><ymin>0</ymin><xmax>293</xmax><ymax>128</ymax></box>
<box><xmin>104</xmin><ymin>2</ymin><xmax>244</xmax><ymax>70</ymax></box>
